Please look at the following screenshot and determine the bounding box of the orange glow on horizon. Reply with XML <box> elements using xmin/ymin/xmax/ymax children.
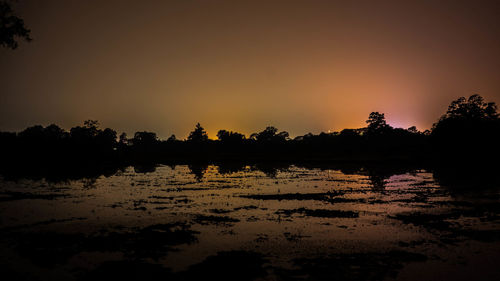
<box><xmin>1</xmin><ymin>1</ymin><xmax>499</xmax><ymax>138</ymax></box>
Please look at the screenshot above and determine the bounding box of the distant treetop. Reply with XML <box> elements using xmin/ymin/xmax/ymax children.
<box><xmin>217</xmin><ymin>130</ymin><xmax>245</xmax><ymax>143</ymax></box>
<box><xmin>250</xmin><ymin>126</ymin><xmax>289</xmax><ymax>142</ymax></box>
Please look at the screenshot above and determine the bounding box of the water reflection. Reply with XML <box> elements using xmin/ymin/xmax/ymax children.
<box><xmin>0</xmin><ymin>163</ymin><xmax>499</xmax><ymax>281</ymax></box>
<box><xmin>0</xmin><ymin>160</ymin><xmax>435</xmax><ymax>189</ymax></box>
<box><xmin>188</xmin><ymin>163</ymin><xmax>209</xmax><ymax>182</ymax></box>
<box><xmin>133</xmin><ymin>164</ymin><xmax>157</xmax><ymax>174</ymax></box>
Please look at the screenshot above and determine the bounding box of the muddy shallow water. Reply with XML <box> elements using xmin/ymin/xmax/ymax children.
<box><xmin>0</xmin><ymin>164</ymin><xmax>499</xmax><ymax>280</ymax></box>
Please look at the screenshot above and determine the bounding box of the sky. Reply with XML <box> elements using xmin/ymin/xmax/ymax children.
<box><xmin>1</xmin><ymin>0</ymin><xmax>500</xmax><ymax>139</ymax></box>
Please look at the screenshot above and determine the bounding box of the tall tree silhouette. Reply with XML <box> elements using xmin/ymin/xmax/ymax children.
<box><xmin>188</xmin><ymin>123</ymin><xmax>208</xmax><ymax>142</ymax></box>
<box><xmin>1</xmin><ymin>1</ymin><xmax>31</xmax><ymax>49</ymax></box>
<box><xmin>366</xmin><ymin>112</ymin><xmax>390</xmax><ymax>134</ymax></box>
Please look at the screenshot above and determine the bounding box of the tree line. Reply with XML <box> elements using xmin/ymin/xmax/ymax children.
<box><xmin>0</xmin><ymin>94</ymin><xmax>499</xmax><ymax>165</ymax></box>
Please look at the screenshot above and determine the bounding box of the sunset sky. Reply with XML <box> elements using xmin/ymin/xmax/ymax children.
<box><xmin>1</xmin><ymin>0</ymin><xmax>500</xmax><ymax>139</ymax></box>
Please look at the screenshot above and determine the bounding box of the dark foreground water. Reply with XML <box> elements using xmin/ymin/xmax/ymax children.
<box><xmin>0</xmin><ymin>164</ymin><xmax>499</xmax><ymax>281</ymax></box>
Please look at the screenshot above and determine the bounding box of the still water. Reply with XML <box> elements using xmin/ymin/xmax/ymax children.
<box><xmin>0</xmin><ymin>164</ymin><xmax>499</xmax><ymax>280</ymax></box>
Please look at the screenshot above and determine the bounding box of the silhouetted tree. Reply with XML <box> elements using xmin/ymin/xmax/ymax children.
<box><xmin>250</xmin><ymin>126</ymin><xmax>289</xmax><ymax>143</ymax></box>
<box><xmin>217</xmin><ymin>130</ymin><xmax>230</xmax><ymax>141</ymax></box>
<box><xmin>436</xmin><ymin>94</ymin><xmax>498</xmax><ymax>122</ymax></box>
<box><xmin>276</xmin><ymin>131</ymin><xmax>289</xmax><ymax>140</ymax></box>
<box><xmin>67</xmin><ymin>121</ymin><xmax>117</xmax><ymax>157</ymax></box>
<box><xmin>44</xmin><ymin>124</ymin><xmax>67</xmax><ymax>140</ymax></box>
<box><xmin>334</xmin><ymin>129</ymin><xmax>363</xmax><ymax>152</ymax></box>
<box><xmin>366</xmin><ymin>112</ymin><xmax>390</xmax><ymax>134</ymax></box>
<box><xmin>339</xmin><ymin>129</ymin><xmax>361</xmax><ymax>138</ymax></box>
<box><xmin>70</xmin><ymin>120</ymin><xmax>100</xmax><ymax>143</ymax></box>
<box><xmin>217</xmin><ymin>130</ymin><xmax>245</xmax><ymax>144</ymax></box>
<box><xmin>251</xmin><ymin>126</ymin><xmax>277</xmax><ymax>142</ymax></box>
<box><xmin>96</xmin><ymin>128</ymin><xmax>117</xmax><ymax>149</ymax></box>
<box><xmin>18</xmin><ymin>125</ymin><xmax>45</xmax><ymax>141</ymax></box>
<box><xmin>0</xmin><ymin>1</ymin><xmax>31</xmax><ymax>49</ymax></box>
<box><xmin>293</xmin><ymin>132</ymin><xmax>313</xmax><ymax>142</ymax></box>
<box><xmin>16</xmin><ymin>124</ymin><xmax>68</xmax><ymax>148</ymax></box>
<box><xmin>132</xmin><ymin>131</ymin><xmax>157</xmax><ymax>146</ymax></box>
<box><xmin>10</xmin><ymin>94</ymin><xmax>500</xmax><ymax>166</ymax></box>
<box><xmin>431</xmin><ymin>94</ymin><xmax>500</xmax><ymax>161</ymax></box>
<box><xmin>432</xmin><ymin>95</ymin><xmax>500</xmax><ymax>133</ymax></box>
<box><xmin>188</xmin><ymin>123</ymin><xmax>208</xmax><ymax>142</ymax></box>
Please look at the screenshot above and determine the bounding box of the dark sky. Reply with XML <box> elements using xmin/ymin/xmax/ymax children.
<box><xmin>1</xmin><ymin>0</ymin><xmax>500</xmax><ymax>138</ymax></box>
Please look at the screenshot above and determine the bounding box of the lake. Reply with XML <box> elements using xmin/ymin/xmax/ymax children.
<box><xmin>1</xmin><ymin>163</ymin><xmax>499</xmax><ymax>281</ymax></box>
